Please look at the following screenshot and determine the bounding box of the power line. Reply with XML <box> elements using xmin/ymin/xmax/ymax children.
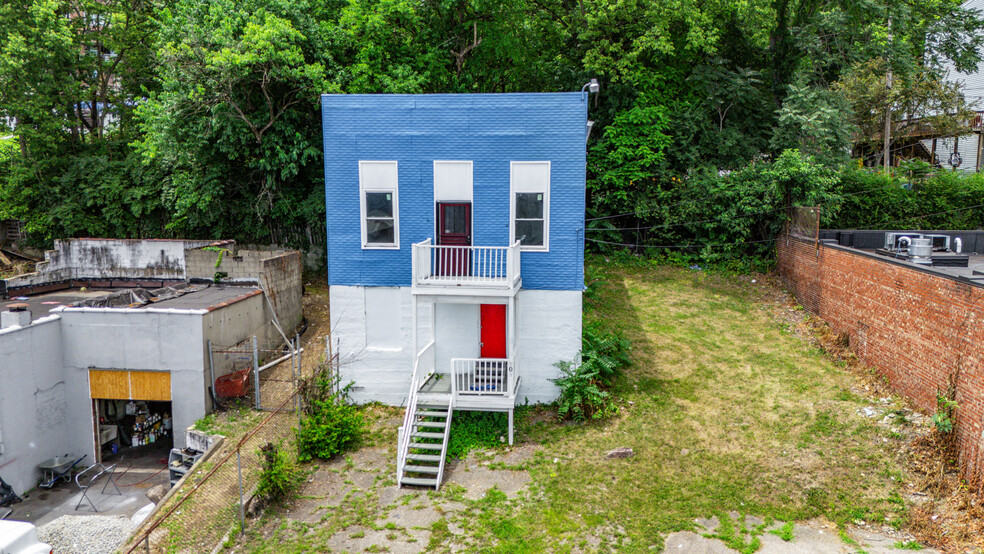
<box><xmin>586</xmin><ymin>203</ymin><xmax>984</xmax><ymax>251</ymax></box>
<box><xmin>586</xmin><ymin>205</ymin><xmax>789</xmax><ymax>233</ymax></box>
<box><xmin>585</xmin><ymin>237</ymin><xmax>778</xmax><ymax>250</ymax></box>
<box><xmin>586</xmin><ymin>178</ymin><xmax>957</xmax><ymax>234</ymax></box>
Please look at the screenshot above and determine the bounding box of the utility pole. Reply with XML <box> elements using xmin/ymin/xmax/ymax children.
<box><xmin>883</xmin><ymin>17</ymin><xmax>893</xmax><ymax>169</ymax></box>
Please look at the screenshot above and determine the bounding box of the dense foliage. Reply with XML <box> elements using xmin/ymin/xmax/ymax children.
<box><xmin>296</xmin><ymin>373</ymin><xmax>364</xmax><ymax>461</ymax></box>
<box><xmin>1</xmin><ymin>0</ymin><xmax>982</xmax><ymax>263</ymax></box>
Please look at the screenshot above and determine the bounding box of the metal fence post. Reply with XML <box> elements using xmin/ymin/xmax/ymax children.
<box><xmin>294</xmin><ymin>336</ymin><xmax>302</xmax><ymax>427</ymax></box>
<box><xmin>252</xmin><ymin>336</ymin><xmax>260</xmax><ymax>410</ymax></box>
<box><xmin>237</xmin><ymin>447</ymin><xmax>245</xmax><ymax>535</ymax></box>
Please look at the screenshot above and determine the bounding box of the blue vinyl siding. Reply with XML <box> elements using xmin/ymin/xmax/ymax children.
<box><xmin>323</xmin><ymin>93</ymin><xmax>586</xmax><ymax>291</ymax></box>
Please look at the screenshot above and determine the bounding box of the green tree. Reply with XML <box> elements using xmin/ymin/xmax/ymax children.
<box><xmin>0</xmin><ymin>0</ymin><xmax>165</xmax><ymax>242</ymax></box>
<box><xmin>134</xmin><ymin>0</ymin><xmax>333</xmax><ymax>244</ymax></box>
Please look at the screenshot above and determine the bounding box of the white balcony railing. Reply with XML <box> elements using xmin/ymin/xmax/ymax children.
<box><xmin>450</xmin><ymin>357</ymin><xmax>515</xmax><ymax>397</ymax></box>
<box><xmin>413</xmin><ymin>240</ymin><xmax>521</xmax><ymax>289</ymax></box>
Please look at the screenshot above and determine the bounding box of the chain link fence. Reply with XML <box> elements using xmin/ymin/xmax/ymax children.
<box><xmin>787</xmin><ymin>206</ymin><xmax>821</xmax><ymax>242</ymax></box>
<box><xmin>123</xmin><ymin>339</ymin><xmax>339</xmax><ymax>553</ymax></box>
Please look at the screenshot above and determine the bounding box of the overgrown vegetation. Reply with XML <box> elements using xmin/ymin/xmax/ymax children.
<box><xmin>3</xmin><ymin>1</ymin><xmax>984</xmax><ymax>265</ymax></box>
<box><xmin>446</xmin><ymin>411</ymin><xmax>508</xmax><ymax>460</ymax></box>
<box><xmin>296</xmin><ymin>376</ymin><xmax>364</xmax><ymax>462</ymax></box>
<box><xmin>257</xmin><ymin>441</ymin><xmax>302</xmax><ymax>504</ymax></box>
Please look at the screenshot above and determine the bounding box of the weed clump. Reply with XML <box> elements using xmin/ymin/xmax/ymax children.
<box><xmin>446</xmin><ymin>411</ymin><xmax>508</xmax><ymax>459</ymax></box>
<box><xmin>296</xmin><ymin>373</ymin><xmax>364</xmax><ymax>461</ymax></box>
<box><xmin>257</xmin><ymin>441</ymin><xmax>302</xmax><ymax>503</ymax></box>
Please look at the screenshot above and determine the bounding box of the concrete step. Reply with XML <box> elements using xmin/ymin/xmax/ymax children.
<box><xmin>410</xmin><ymin>431</ymin><xmax>445</xmax><ymax>440</ymax></box>
<box><xmin>406</xmin><ymin>453</ymin><xmax>442</xmax><ymax>462</ymax></box>
<box><xmin>400</xmin><ymin>476</ymin><xmax>438</xmax><ymax>487</ymax></box>
<box><xmin>402</xmin><ymin>464</ymin><xmax>440</xmax><ymax>474</ymax></box>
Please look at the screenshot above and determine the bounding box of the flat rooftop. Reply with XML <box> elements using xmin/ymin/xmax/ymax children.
<box><xmin>1</xmin><ymin>289</ymin><xmax>118</xmax><ymax>321</ymax></box>
<box><xmin>858</xmin><ymin>249</ymin><xmax>984</xmax><ymax>285</ymax></box>
<box><xmin>150</xmin><ymin>284</ymin><xmax>262</xmax><ymax>310</ymax></box>
<box><xmin>2</xmin><ymin>284</ymin><xmax>262</xmax><ymax>322</ymax></box>
<box><xmin>818</xmin><ymin>229</ymin><xmax>984</xmax><ymax>288</ymax></box>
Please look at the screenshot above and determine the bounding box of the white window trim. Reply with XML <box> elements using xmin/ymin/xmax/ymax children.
<box><xmin>509</xmin><ymin>161</ymin><xmax>550</xmax><ymax>252</ymax></box>
<box><xmin>359</xmin><ymin>161</ymin><xmax>400</xmax><ymax>250</ymax></box>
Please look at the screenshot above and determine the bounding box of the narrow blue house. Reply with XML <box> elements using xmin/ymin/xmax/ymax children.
<box><xmin>322</xmin><ymin>93</ymin><xmax>587</xmax><ymax>487</ymax></box>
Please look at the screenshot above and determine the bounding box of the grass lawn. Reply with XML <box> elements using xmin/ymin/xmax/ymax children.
<box><xmin>229</xmin><ymin>261</ymin><xmax>919</xmax><ymax>553</ymax></box>
<box><xmin>480</xmin><ymin>261</ymin><xmax>913</xmax><ymax>551</ymax></box>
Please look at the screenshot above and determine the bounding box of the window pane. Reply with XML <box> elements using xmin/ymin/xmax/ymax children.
<box><xmin>515</xmin><ymin>220</ymin><xmax>543</xmax><ymax>246</ymax></box>
<box><xmin>367</xmin><ymin>218</ymin><xmax>395</xmax><ymax>244</ymax></box>
<box><xmin>441</xmin><ymin>204</ymin><xmax>469</xmax><ymax>234</ymax></box>
<box><xmin>366</xmin><ymin>192</ymin><xmax>393</xmax><ymax>218</ymax></box>
<box><xmin>515</xmin><ymin>193</ymin><xmax>543</xmax><ymax>219</ymax></box>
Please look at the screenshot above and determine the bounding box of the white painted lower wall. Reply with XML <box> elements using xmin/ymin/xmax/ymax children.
<box><xmin>331</xmin><ymin>285</ymin><xmax>582</xmax><ymax>406</ymax></box>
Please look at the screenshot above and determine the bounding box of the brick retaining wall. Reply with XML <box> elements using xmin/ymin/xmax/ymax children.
<box><xmin>777</xmin><ymin>235</ymin><xmax>984</xmax><ymax>489</ymax></box>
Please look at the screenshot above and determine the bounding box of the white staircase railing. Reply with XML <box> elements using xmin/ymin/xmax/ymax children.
<box><xmin>412</xmin><ymin>240</ymin><xmax>521</xmax><ymax>288</ymax></box>
<box><xmin>397</xmin><ymin>340</ymin><xmax>435</xmax><ymax>485</ymax></box>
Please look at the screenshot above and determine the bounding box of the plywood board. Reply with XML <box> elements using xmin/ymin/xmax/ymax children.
<box><xmin>129</xmin><ymin>371</ymin><xmax>171</xmax><ymax>401</ymax></box>
<box><xmin>89</xmin><ymin>370</ymin><xmax>130</xmax><ymax>400</ymax></box>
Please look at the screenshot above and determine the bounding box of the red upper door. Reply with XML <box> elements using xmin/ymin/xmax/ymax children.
<box><xmin>480</xmin><ymin>304</ymin><xmax>507</xmax><ymax>358</ymax></box>
<box><xmin>437</xmin><ymin>203</ymin><xmax>471</xmax><ymax>276</ymax></box>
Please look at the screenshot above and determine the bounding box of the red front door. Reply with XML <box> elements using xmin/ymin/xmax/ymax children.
<box><xmin>480</xmin><ymin>304</ymin><xmax>506</xmax><ymax>358</ymax></box>
<box><xmin>437</xmin><ymin>203</ymin><xmax>471</xmax><ymax>276</ymax></box>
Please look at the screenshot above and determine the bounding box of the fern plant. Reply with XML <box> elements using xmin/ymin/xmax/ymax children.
<box><xmin>551</xmin><ymin>358</ymin><xmax>617</xmax><ymax>422</ymax></box>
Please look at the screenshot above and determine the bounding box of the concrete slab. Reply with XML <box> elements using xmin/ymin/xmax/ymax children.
<box><xmin>663</xmin><ymin>515</ymin><xmax>938</xmax><ymax>554</ymax></box>
<box><xmin>4</xmin><ymin>450</ymin><xmax>170</xmax><ymax>527</ymax></box>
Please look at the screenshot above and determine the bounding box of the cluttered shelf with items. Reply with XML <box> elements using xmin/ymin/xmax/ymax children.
<box><xmin>96</xmin><ymin>399</ymin><xmax>173</xmax><ymax>459</ymax></box>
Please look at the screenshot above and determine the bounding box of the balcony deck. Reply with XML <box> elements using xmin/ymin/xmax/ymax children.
<box><xmin>412</xmin><ymin>240</ymin><xmax>521</xmax><ymax>296</ymax></box>
<box><xmin>416</xmin><ymin>356</ymin><xmax>518</xmax><ymax>411</ymax></box>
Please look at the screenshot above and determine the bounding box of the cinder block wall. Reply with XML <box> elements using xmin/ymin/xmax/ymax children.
<box><xmin>778</xmin><ymin>236</ymin><xmax>984</xmax><ymax>490</ymax></box>
<box><xmin>187</xmin><ymin>249</ymin><xmax>274</xmax><ymax>282</ymax></box>
<box><xmin>260</xmin><ymin>251</ymin><xmax>303</xmax><ymax>334</ymax></box>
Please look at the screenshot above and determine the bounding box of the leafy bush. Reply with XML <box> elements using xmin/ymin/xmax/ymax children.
<box><xmin>257</xmin><ymin>441</ymin><xmax>301</xmax><ymax>503</ymax></box>
<box><xmin>296</xmin><ymin>396</ymin><xmax>364</xmax><ymax>461</ymax></box>
<box><xmin>296</xmin><ymin>373</ymin><xmax>364</xmax><ymax>461</ymax></box>
<box><xmin>551</xmin><ymin>358</ymin><xmax>618</xmax><ymax>422</ymax></box>
<box><xmin>446</xmin><ymin>411</ymin><xmax>508</xmax><ymax>459</ymax></box>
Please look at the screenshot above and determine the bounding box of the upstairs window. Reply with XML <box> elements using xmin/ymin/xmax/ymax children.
<box><xmin>359</xmin><ymin>161</ymin><xmax>399</xmax><ymax>249</ymax></box>
<box><xmin>510</xmin><ymin>161</ymin><xmax>550</xmax><ymax>250</ymax></box>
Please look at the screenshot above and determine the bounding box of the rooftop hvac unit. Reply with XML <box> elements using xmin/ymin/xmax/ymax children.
<box><xmin>921</xmin><ymin>234</ymin><xmax>951</xmax><ymax>251</ymax></box>
<box><xmin>884</xmin><ymin>232</ymin><xmax>923</xmax><ymax>251</ymax></box>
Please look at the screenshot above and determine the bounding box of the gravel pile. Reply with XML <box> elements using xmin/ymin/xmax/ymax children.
<box><xmin>38</xmin><ymin>515</ymin><xmax>134</xmax><ymax>554</ymax></box>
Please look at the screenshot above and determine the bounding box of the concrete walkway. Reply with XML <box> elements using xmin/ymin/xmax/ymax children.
<box><xmin>663</xmin><ymin>513</ymin><xmax>937</xmax><ymax>554</ymax></box>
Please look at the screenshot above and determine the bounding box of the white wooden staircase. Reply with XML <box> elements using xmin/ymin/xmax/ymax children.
<box><xmin>398</xmin><ymin>400</ymin><xmax>452</xmax><ymax>488</ymax></box>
